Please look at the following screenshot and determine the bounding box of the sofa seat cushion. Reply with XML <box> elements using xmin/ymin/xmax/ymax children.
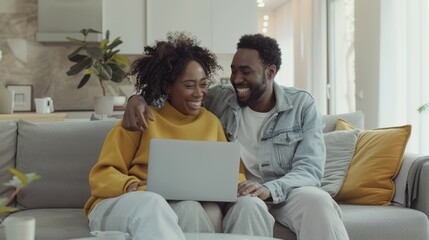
<box><xmin>341</xmin><ymin>204</ymin><xmax>429</xmax><ymax>240</ymax></box>
<box><xmin>0</xmin><ymin>209</ymin><xmax>91</xmax><ymax>240</ymax></box>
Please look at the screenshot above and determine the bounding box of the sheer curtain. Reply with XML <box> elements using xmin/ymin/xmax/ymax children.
<box><xmin>327</xmin><ymin>0</ymin><xmax>355</xmax><ymax>114</ymax></box>
<box><xmin>379</xmin><ymin>0</ymin><xmax>429</xmax><ymax>155</ymax></box>
<box><xmin>274</xmin><ymin>0</ymin><xmax>328</xmax><ymax>114</ymax></box>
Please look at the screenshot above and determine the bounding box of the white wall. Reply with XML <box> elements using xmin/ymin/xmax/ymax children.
<box><xmin>355</xmin><ymin>0</ymin><xmax>381</xmax><ymax>129</ymax></box>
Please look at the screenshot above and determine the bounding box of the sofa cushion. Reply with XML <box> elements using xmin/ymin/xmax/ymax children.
<box><xmin>321</xmin><ymin>129</ymin><xmax>359</xmax><ymax>197</ymax></box>
<box><xmin>341</xmin><ymin>204</ymin><xmax>429</xmax><ymax>240</ymax></box>
<box><xmin>323</xmin><ymin>111</ymin><xmax>364</xmax><ymax>133</ymax></box>
<box><xmin>16</xmin><ymin>120</ymin><xmax>118</xmax><ymax>209</ymax></box>
<box><xmin>335</xmin><ymin>119</ymin><xmax>412</xmax><ymax>205</ymax></box>
<box><xmin>0</xmin><ymin>121</ymin><xmax>17</xmax><ymax>221</ymax></box>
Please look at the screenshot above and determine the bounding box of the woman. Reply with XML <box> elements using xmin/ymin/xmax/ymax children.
<box><xmin>84</xmin><ymin>32</ymin><xmax>245</xmax><ymax>240</ymax></box>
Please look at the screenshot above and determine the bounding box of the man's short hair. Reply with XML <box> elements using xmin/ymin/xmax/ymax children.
<box><xmin>237</xmin><ymin>34</ymin><xmax>282</xmax><ymax>71</ymax></box>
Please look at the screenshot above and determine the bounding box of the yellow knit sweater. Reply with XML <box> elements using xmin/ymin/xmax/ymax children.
<box><xmin>84</xmin><ymin>102</ymin><xmax>246</xmax><ymax>215</ymax></box>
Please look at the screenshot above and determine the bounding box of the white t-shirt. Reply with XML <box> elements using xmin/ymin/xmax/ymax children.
<box><xmin>237</xmin><ymin>106</ymin><xmax>275</xmax><ymax>182</ymax></box>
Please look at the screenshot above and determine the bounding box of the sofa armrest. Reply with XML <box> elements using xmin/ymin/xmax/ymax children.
<box><xmin>392</xmin><ymin>152</ymin><xmax>419</xmax><ymax>206</ymax></box>
<box><xmin>410</xmin><ymin>155</ymin><xmax>429</xmax><ymax>217</ymax></box>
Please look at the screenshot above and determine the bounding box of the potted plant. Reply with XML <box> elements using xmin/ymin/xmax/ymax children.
<box><xmin>66</xmin><ymin>28</ymin><xmax>130</xmax><ymax>114</ymax></box>
<box><xmin>0</xmin><ymin>168</ymin><xmax>40</xmax><ymax>214</ymax></box>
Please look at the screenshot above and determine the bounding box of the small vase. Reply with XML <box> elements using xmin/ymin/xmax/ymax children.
<box><xmin>0</xmin><ymin>83</ymin><xmax>14</xmax><ymax>114</ymax></box>
<box><xmin>94</xmin><ymin>96</ymin><xmax>114</xmax><ymax>116</ymax></box>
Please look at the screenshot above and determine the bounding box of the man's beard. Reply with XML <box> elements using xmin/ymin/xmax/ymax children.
<box><xmin>235</xmin><ymin>77</ymin><xmax>268</xmax><ymax>108</ymax></box>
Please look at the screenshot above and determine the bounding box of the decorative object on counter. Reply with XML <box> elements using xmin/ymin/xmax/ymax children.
<box><xmin>6</xmin><ymin>85</ymin><xmax>32</xmax><ymax>112</ymax></box>
<box><xmin>0</xmin><ymin>82</ymin><xmax>14</xmax><ymax>114</ymax></box>
<box><xmin>3</xmin><ymin>216</ymin><xmax>36</xmax><ymax>240</ymax></box>
<box><xmin>0</xmin><ymin>50</ymin><xmax>14</xmax><ymax>114</ymax></box>
<box><xmin>34</xmin><ymin>97</ymin><xmax>54</xmax><ymax>114</ymax></box>
<box><xmin>66</xmin><ymin>28</ymin><xmax>130</xmax><ymax>115</ymax></box>
<box><xmin>93</xmin><ymin>95</ymin><xmax>114</xmax><ymax>115</ymax></box>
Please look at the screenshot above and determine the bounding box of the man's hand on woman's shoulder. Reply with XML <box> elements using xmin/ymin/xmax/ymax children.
<box><xmin>122</xmin><ymin>95</ymin><xmax>154</xmax><ymax>131</ymax></box>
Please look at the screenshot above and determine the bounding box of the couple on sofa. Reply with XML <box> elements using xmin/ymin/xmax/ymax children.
<box><xmin>85</xmin><ymin>32</ymin><xmax>349</xmax><ymax>240</ymax></box>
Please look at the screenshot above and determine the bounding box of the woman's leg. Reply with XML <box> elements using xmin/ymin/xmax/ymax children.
<box><xmin>169</xmin><ymin>200</ymin><xmax>217</xmax><ymax>233</ymax></box>
<box><xmin>88</xmin><ymin>191</ymin><xmax>186</xmax><ymax>240</ymax></box>
<box><xmin>222</xmin><ymin>195</ymin><xmax>275</xmax><ymax>237</ymax></box>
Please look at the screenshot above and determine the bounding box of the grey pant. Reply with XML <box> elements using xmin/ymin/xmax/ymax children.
<box><xmin>222</xmin><ymin>187</ymin><xmax>349</xmax><ymax>240</ymax></box>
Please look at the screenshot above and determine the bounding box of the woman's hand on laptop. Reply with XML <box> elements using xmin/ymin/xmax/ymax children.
<box><xmin>127</xmin><ymin>181</ymin><xmax>147</xmax><ymax>192</ymax></box>
<box><xmin>237</xmin><ymin>180</ymin><xmax>271</xmax><ymax>200</ymax></box>
<box><xmin>122</xmin><ymin>95</ymin><xmax>154</xmax><ymax>131</ymax></box>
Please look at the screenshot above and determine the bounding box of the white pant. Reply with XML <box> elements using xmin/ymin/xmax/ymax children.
<box><xmin>223</xmin><ymin>187</ymin><xmax>349</xmax><ymax>240</ymax></box>
<box><xmin>169</xmin><ymin>200</ymin><xmax>222</xmax><ymax>233</ymax></box>
<box><xmin>88</xmin><ymin>191</ymin><xmax>186</xmax><ymax>240</ymax></box>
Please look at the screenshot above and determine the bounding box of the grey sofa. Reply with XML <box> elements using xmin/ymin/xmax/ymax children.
<box><xmin>0</xmin><ymin>112</ymin><xmax>428</xmax><ymax>240</ymax></box>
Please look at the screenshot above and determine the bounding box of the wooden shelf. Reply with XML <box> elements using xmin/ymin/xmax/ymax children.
<box><xmin>0</xmin><ymin>112</ymin><xmax>69</xmax><ymax>122</ymax></box>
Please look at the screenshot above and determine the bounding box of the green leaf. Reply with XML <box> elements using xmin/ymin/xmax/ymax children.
<box><xmin>77</xmin><ymin>74</ymin><xmax>92</xmax><ymax>88</ymax></box>
<box><xmin>81</xmin><ymin>28</ymin><xmax>101</xmax><ymax>36</ymax></box>
<box><xmin>68</xmin><ymin>54</ymin><xmax>87</xmax><ymax>63</ymax></box>
<box><xmin>418</xmin><ymin>103</ymin><xmax>429</xmax><ymax>113</ymax></box>
<box><xmin>100</xmin><ymin>38</ymin><xmax>109</xmax><ymax>50</ymax></box>
<box><xmin>8</xmin><ymin>167</ymin><xmax>28</xmax><ymax>186</ymax></box>
<box><xmin>0</xmin><ymin>206</ymin><xmax>19</xmax><ymax>213</ymax></box>
<box><xmin>66</xmin><ymin>57</ymin><xmax>92</xmax><ymax>76</ymax></box>
<box><xmin>112</xmin><ymin>55</ymin><xmax>130</xmax><ymax>69</ymax></box>
<box><xmin>66</xmin><ymin>37</ymin><xmax>85</xmax><ymax>45</ymax></box>
<box><xmin>26</xmin><ymin>173</ymin><xmax>41</xmax><ymax>183</ymax></box>
<box><xmin>95</xmin><ymin>64</ymin><xmax>113</xmax><ymax>80</ymax></box>
<box><xmin>87</xmin><ymin>47</ymin><xmax>104</xmax><ymax>60</ymax></box>
<box><xmin>68</xmin><ymin>46</ymin><xmax>83</xmax><ymax>57</ymax></box>
<box><xmin>68</xmin><ymin>47</ymin><xmax>87</xmax><ymax>62</ymax></box>
<box><xmin>107</xmin><ymin>37</ymin><xmax>123</xmax><ymax>50</ymax></box>
<box><xmin>109</xmin><ymin>64</ymin><xmax>127</xmax><ymax>82</ymax></box>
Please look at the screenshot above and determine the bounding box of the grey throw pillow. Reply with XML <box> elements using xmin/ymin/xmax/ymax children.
<box><xmin>321</xmin><ymin>129</ymin><xmax>359</xmax><ymax>197</ymax></box>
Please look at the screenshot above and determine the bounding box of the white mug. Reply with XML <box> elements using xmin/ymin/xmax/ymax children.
<box><xmin>34</xmin><ymin>97</ymin><xmax>54</xmax><ymax>114</ymax></box>
<box><xmin>90</xmin><ymin>231</ymin><xmax>130</xmax><ymax>240</ymax></box>
<box><xmin>4</xmin><ymin>216</ymin><xmax>36</xmax><ymax>240</ymax></box>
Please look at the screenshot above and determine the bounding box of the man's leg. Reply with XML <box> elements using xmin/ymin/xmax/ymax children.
<box><xmin>169</xmin><ymin>200</ymin><xmax>216</xmax><ymax>233</ymax></box>
<box><xmin>223</xmin><ymin>195</ymin><xmax>275</xmax><ymax>237</ymax></box>
<box><xmin>270</xmin><ymin>186</ymin><xmax>349</xmax><ymax>240</ymax></box>
<box><xmin>88</xmin><ymin>191</ymin><xmax>186</xmax><ymax>240</ymax></box>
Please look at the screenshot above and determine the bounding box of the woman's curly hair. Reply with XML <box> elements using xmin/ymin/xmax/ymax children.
<box><xmin>129</xmin><ymin>32</ymin><xmax>221</xmax><ymax>105</ymax></box>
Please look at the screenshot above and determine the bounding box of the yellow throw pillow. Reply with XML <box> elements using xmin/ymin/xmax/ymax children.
<box><xmin>334</xmin><ymin>119</ymin><xmax>412</xmax><ymax>205</ymax></box>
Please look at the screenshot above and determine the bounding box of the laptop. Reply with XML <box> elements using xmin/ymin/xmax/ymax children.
<box><xmin>146</xmin><ymin>138</ymin><xmax>241</xmax><ymax>202</ymax></box>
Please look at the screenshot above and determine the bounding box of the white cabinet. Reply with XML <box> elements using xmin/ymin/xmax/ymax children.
<box><xmin>146</xmin><ymin>0</ymin><xmax>212</xmax><ymax>49</ymax></box>
<box><xmin>146</xmin><ymin>0</ymin><xmax>257</xmax><ymax>54</ymax></box>
<box><xmin>102</xmin><ymin>0</ymin><xmax>146</xmax><ymax>55</ymax></box>
<box><xmin>36</xmin><ymin>0</ymin><xmax>146</xmax><ymax>54</ymax></box>
<box><xmin>211</xmin><ymin>0</ymin><xmax>258</xmax><ymax>54</ymax></box>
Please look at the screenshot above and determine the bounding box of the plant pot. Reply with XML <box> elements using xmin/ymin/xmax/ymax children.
<box><xmin>94</xmin><ymin>96</ymin><xmax>114</xmax><ymax>115</ymax></box>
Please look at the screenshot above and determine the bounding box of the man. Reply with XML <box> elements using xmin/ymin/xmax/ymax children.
<box><xmin>123</xmin><ymin>34</ymin><xmax>349</xmax><ymax>240</ymax></box>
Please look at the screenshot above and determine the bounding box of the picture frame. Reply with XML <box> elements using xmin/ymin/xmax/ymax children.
<box><xmin>6</xmin><ymin>84</ymin><xmax>33</xmax><ymax>111</ymax></box>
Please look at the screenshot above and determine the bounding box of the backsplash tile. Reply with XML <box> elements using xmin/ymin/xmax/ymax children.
<box><xmin>0</xmin><ymin>0</ymin><xmax>134</xmax><ymax>111</ymax></box>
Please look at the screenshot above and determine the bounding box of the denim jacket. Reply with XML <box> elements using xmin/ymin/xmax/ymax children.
<box><xmin>204</xmin><ymin>82</ymin><xmax>326</xmax><ymax>204</ymax></box>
